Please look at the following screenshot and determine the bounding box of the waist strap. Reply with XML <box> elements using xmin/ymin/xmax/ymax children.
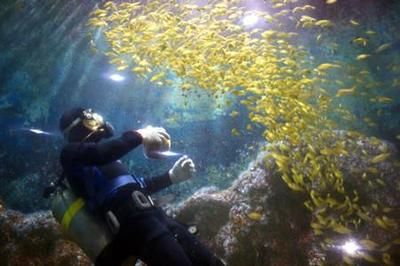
<box><xmin>95</xmin><ymin>175</ymin><xmax>138</xmax><ymax>207</ymax></box>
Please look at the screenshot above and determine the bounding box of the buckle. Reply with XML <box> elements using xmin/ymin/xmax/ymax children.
<box><xmin>105</xmin><ymin>210</ymin><xmax>120</xmax><ymax>235</ymax></box>
<box><xmin>131</xmin><ymin>191</ymin><xmax>154</xmax><ymax>210</ymax></box>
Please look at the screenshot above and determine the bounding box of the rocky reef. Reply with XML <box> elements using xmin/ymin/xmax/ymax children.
<box><xmin>0</xmin><ymin>199</ymin><xmax>90</xmax><ymax>266</ymax></box>
<box><xmin>166</xmin><ymin>151</ymin><xmax>317</xmax><ymax>265</ymax></box>
<box><xmin>1</xmin><ymin>133</ymin><xmax>399</xmax><ymax>265</ymax></box>
<box><xmin>166</xmin><ymin>132</ymin><xmax>400</xmax><ymax>265</ymax></box>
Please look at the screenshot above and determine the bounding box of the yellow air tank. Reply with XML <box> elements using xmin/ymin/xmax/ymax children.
<box><xmin>50</xmin><ymin>187</ymin><xmax>112</xmax><ymax>261</ymax></box>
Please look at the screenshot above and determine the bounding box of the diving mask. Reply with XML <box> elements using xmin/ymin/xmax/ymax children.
<box><xmin>63</xmin><ymin>109</ymin><xmax>113</xmax><ymax>141</ymax></box>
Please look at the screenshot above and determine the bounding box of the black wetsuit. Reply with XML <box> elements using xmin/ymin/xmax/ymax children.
<box><xmin>60</xmin><ymin>131</ymin><xmax>223</xmax><ymax>266</ymax></box>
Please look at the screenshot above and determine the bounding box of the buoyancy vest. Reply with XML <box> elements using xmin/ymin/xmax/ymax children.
<box><xmin>78</xmin><ymin>165</ymin><xmax>146</xmax><ymax>210</ymax></box>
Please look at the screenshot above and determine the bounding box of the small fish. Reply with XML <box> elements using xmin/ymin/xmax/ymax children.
<box><xmin>272</xmin><ymin>3</ymin><xmax>285</xmax><ymax>9</ymax></box>
<box><xmin>360</xmin><ymin>239</ymin><xmax>379</xmax><ymax>250</ymax></box>
<box><xmin>317</xmin><ymin>63</ymin><xmax>341</xmax><ymax>71</ymax></box>
<box><xmin>343</xmin><ymin>255</ymin><xmax>354</xmax><ymax>264</ymax></box>
<box><xmin>292</xmin><ymin>5</ymin><xmax>316</xmax><ymax>13</ymax></box>
<box><xmin>181</xmin><ymin>83</ymin><xmax>192</xmax><ymax>90</ymax></box>
<box><xmin>116</xmin><ymin>64</ymin><xmax>128</xmax><ymax>71</ymax></box>
<box><xmin>376</xmin><ymin>179</ymin><xmax>386</xmax><ymax>186</ymax></box>
<box><xmin>376</xmin><ymin>96</ymin><xmax>393</xmax><ymax>104</ymax></box>
<box><xmin>326</xmin><ymin>0</ymin><xmax>337</xmax><ymax>4</ymax></box>
<box><xmin>350</xmin><ymin>19</ymin><xmax>360</xmax><ymax>26</ymax></box>
<box><xmin>370</xmin><ymin>153</ymin><xmax>391</xmax><ymax>163</ymax></box>
<box><xmin>311</xmin><ymin>222</ymin><xmax>323</xmax><ymax>230</ymax></box>
<box><xmin>357</xmin><ymin>54</ymin><xmax>371</xmax><ymax>60</ymax></box>
<box><xmin>231</xmin><ymin>128</ymin><xmax>240</xmax><ymax>136</ymax></box>
<box><xmin>132</xmin><ymin>66</ymin><xmax>146</xmax><ymax>74</ymax></box>
<box><xmin>383</xmin><ymin>207</ymin><xmax>393</xmax><ymax>213</ymax></box>
<box><xmin>150</xmin><ymin>72</ymin><xmax>166</xmax><ymax>82</ymax></box>
<box><xmin>359</xmin><ymin>252</ymin><xmax>378</xmax><ymax>263</ymax></box>
<box><xmin>332</xmin><ymin>224</ymin><xmax>352</xmax><ymax>234</ymax></box>
<box><xmin>375</xmin><ymin>43</ymin><xmax>392</xmax><ymax>53</ymax></box>
<box><xmin>315</xmin><ymin>20</ymin><xmax>334</xmax><ymax>28</ymax></box>
<box><xmin>375</xmin><ymin>217</ymin><xmax>390</xmax><ymax>230</ymax></box>
<box><xmin>352</xmin><ymin>37</ymin><xmax>368</xmax><ymax>46</ymax></box>
<box><xmin>248</xmin><ymin>212</ymin><xmax>263</xmax><ymax>221</ymax></box>
<box><xmin>336</xmin><ymin>87</ymin><xmax>356</xmax><ymax>97</ymax></box>
<box><xmin>229</xmin><ymin>111</ymin><xmax>239</xmax><ymax>117</ymax></box>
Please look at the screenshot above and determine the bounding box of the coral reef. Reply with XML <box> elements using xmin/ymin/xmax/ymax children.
<box><xmin>0</xmin><ymin>200</ymin><xmax>90</xmax><ymax>266</ymax></box>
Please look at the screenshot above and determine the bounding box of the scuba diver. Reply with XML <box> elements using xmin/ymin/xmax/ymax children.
<box><xmin>52</xmin><ymin>107</ymin><xmax>224</xmax><ymax>266</ymax></box>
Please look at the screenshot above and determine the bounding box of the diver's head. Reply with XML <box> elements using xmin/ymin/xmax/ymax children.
<box><xmin>59</xmin><ymin>107</ymin><xmax>114</xmax><ymax>142</ymax></box>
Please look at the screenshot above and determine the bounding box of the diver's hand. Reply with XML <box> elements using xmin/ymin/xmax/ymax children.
<box><xmin>137</xmin><ymin>126</ymin><xmax>169</xmax><ymax>143</ymax></box>
<box><xmin>169</xmin><ymin>155</ymin><xmax>196</xmax><ymax>184</ymax></box>
<box><xmin>136</xmin><ymin>126</ymin><xmax>171</xmax><ymax>158</ymax></box>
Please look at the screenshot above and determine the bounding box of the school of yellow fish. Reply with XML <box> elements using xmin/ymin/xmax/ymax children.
<box><xmin>88</xmin><ymin>0</ymin><xmax>399</xmax><ymax>264</ymax></box>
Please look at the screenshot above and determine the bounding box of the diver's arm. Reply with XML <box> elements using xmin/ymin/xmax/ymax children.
<box><xmin>138</xmin><ymin>155</ymin><xmax>195</xmax><ymax>193</ymax></box>
<box><xmin>136</xmin><ymin>172</ymin><xmax>173</xmax><ymax>194</ymax></box>
<box><xmin>61</xmin><ymin>131</ymin><xmax>143</xmax><ymax>166</ymax></box>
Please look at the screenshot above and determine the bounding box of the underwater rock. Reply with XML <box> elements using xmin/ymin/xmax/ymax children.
<box><xmin>168</xmin><ymin>151</ymin><xmax>315</xmax><ymax>265</ymax></box>
<box><xmin>168</xmin><ymin>133</ymin><xmax>400</xmax><ymax>266</ymax></box>
<box><xmin>0</xmin><ymin>205</ymin><xmax>90</xmax><ymax>266</ymax></box>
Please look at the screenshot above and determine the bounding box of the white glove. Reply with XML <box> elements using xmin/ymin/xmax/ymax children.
<box><xmin>169</xmin><ymin>155</ymin><xmax>196</xmax><ymax>184</ymax></box>
<box><xmin>136</xmin><ymin>126</ymin><xmax>171</xmax><ymax>159</ymax></box>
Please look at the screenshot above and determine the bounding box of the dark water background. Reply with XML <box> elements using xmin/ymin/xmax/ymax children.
<box><xmin>0</xmin><ymin>0</ymin><xmax>399</xmax><ymax>213</ymax></box>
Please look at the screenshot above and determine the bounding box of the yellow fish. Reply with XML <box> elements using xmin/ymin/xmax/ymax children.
<box><xmin>332</xmin><ymin>224</ymin><xmax>352</xmax><ymax>234</ymax></box>
<box><xmin>357</xmin><ymin>54</ymin><xmax>371</xmax><ymax>60</ymax></box>
<box><xmin>359</xmin><ymin>252</ymin><xmax>378</xmax><ymax>263</ymax></box>
<box><xmin>350</xmin><ymin>19</ymin><xmax>360</xmax><ymax>26</ymax></box>
<box><xmin>336</xmin><ymin>87</ymin><xmax>356</xmax><ymax>97</ymax></box>
<box><xmin>292</xmin><ymin>5</ymin><xmax>316</xmax><ymax>13</ymax></box>
<box><xmin>352</xmin><ymin>37</ymin><xmax>368</xmax><ymax>46</ymax></box>
<box><xmin>326</xmin><ymin>0</ymin><xmax>337</xmax><ymax>4</ymax></box>
<box><xmin>116</xmin><ymin>64</ymin><xmax>129</xmax><ymax>71</ymax></box>
<box><xmin>315</xmin><ymin>20</ymin><xmax>334</xmax><ymax>28</ymax></box>
<box><xmin>150</xmin><ymin>72</ymin><xmax>166</xmax><ymax>82</ymax></box>
<box><xmin>375</xmin><ymin>43</ymin><xmax>392</xmax><ymax>53</ymax></box>
<box><xmin>317</xmin><ymin>63</ymin><xmax>341</xmax><ymax>71</ymax></box>
<box><xmin>377</xmin><ymin>96</ymin><xmax>393</xmax><ymax>104</ymax></box>
<box><xmin>230</xmin><ymin>111</ymin><xmax>239</xmax><ymax>117</ymax></box>
<box><xmin>248</xmin><ymin>212</ymin><xmax>263</xmax><ymax>221</ymax></box>
<box><xmin>231</xmin><ymin>128</ymin><xmax>240</xmax><ymax>136</ymax></box>
<box><xmin>181</xmin><ymin>83</ymin><xmax>192</xmax><ymax>90</ymax></box>
<box><xmin>370</xmin><ymin>153</ymin><xmax>391</xmax><ymax>163</ymax></box>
